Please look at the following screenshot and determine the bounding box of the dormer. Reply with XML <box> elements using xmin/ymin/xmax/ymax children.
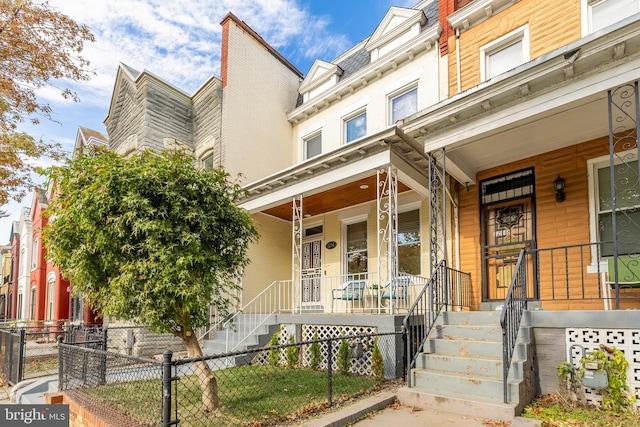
<box><xmin>365</xmin><ymin>7</ymin><xmax>427</xmax><ymax>62</ymax></box>
<box><xmin>299</xmin><ymin>60</ymin><xmax>344</xmax><ymax>103</ymax></box>
<box><xmin>448</xmin><ymin>0</ymin><xmax>519</xmax><ymax>33</ymax></box>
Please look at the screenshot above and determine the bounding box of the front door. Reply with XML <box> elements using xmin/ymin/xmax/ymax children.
<box><xmin>481</xmin><ymin>169</ymin><xmax>537</xmax><ymax>301</ymax></box>
<box><xmin>301</xmin><ymin>239</ymin><xmax>322</xmax><ymax>305</ymax></box>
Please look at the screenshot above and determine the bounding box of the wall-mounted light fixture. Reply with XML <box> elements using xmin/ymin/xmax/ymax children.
<box><xmin>554</xmin><ymin>174</ymin><xmax>566</xmax><ymax>202</ymax></box>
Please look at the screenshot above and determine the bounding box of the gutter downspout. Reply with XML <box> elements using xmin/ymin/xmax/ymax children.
<box><xmin>455</xmin><ymin>28</ymin><xmax>461</xmax><ymax>93</ymax></box>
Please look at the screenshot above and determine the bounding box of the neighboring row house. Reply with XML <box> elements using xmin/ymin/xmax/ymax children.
<box><xmin>3</xmin><ymin>0</ymin><xmax>640</xmax><ymax>419</ymax></box>
<box><xmin>3</xmin><ymin>127</ymin><xmax>108</xmax><ymax>325</ymax></box>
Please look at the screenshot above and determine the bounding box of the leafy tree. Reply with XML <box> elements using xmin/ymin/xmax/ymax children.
<box><xmin>268</xmin><ymin>331</ymin><xmax>281</xmax><ymax>367</ymax></box>
<box><xmin>43</xmin><ymin>150</ymin><xmax>258</xmax><ymax>412</ymax></box>
<box><xmin>337</xmin><ymin>338</ymin><xmax>351</xmax><ymax>375</ymax></box>
<box><xmin>0</xmin><ymin>0</ymin><xmax>94</xmax><ymax>207</ymax></box>
<box><xmin>371</xmin><ymin>338</ymin><xmax>385</xmax><ymax>381</ymax></box>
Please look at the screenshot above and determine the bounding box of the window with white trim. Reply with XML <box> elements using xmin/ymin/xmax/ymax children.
<box><xmin>346</xmin><ymin>221</ymin><xmax>368</xmax><ymax>274</ymax></box>
<box><xmin>47</xmin><ymin>278</ymin><xmax>55</xmax><ymax>320</ymax></box>
<box><xmin>583</xmin><ymin>0</ymin><xmax>640</xmax><ymax>35</ymax></box>
<box><xmin>589</xmin><ymin>151</ymin><xmax>640</xmax><ymax>257</ymax></box>
<box><xmin>30</xmin><ymin>287</ymin><xmax>36</xmax><ymax>320</ymax></box>
<box><xmin>344</xmin><ymin>110</ymin><xmax>367</xmax><ymax>144</ymax></box>
<box><xmin>303</xmin><ymin>132</ymin><xmax>322</xmax><ymax>160</ymax></box>
<box><xmin>201</xmin><ymin>154</ymin><xmax>214</xmax><ymax>170</ymax></box>
<box><xmin>31</xmin><ymin>237</ymin><xmax>38</xmax><ymax>270</ymax></box>
<box><xmin>389</xmin><ymin>86</ymin><xmax>418</xmax><ymax>124</ymax></box>
<box><xmin>398</xmin><ymin>209</ymin><xmax>421</xmax><ymax>275</ymax></box>
<box><xmin>480</xmin><ymin>26</ymin><xmax>530</xmax><ymax>81</ymax></box>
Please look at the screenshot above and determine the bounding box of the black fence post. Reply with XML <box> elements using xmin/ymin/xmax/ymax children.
<box><xmin>17</xmin><ymin>328</ymin><xmax>25</xmax><ymax>383</ymax></box>
<box><xmin>99</xmin><ymin>328</ymin><xmax>107</xmax><ymax>386</ymax></box>
<box><xmin>327</xmin><ymin>338</ymin><xmax>332</xmax><ymax>407</ymax></box>
<box><xmin>162</xmin><ymin>350</ymin><xmax>174</xmax><ymax>427</ymax></box>
<box><xmin>57</xmin><ymin>335</ymin><xmax>64</xmax><ymax>391</ymax></box>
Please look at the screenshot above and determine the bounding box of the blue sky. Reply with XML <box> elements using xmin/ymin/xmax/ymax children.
<box><xmin>3</xmin><ymin>0</ymin><xmax>419</xmax><ymax>240</ymax></box>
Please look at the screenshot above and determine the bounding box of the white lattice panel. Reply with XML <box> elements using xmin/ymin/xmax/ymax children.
<box><xmin>566</xmin><ymin>328</ymin><xmax>640</xmax><ymax>408</ymax></box>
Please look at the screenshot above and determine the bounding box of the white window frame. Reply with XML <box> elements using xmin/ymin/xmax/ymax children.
<box><xmin>388</xmin><ymin>84</ymin><xmax>418</xmax><ymax>125</ymax></box>
<box><xmin>343</xmin><ymin>109</ymin><xmax>367</xmax><ymax>144</ymax></box>
<box><xmin>343</xmin><ymin>215</ymin><xmax>369</xmax><ymax>276</ymax></box>
<box><xmin>200</xmin><ymin>154</ymin><xmax>214</xmax><ymax>170</ymax></box>
<box><xmin>47</xmin><ymin>275</ymin><xmax>55</xmax><ymax>320</ymax></box>
<box><xmin>587</xmin><ymin>150</ymin><xmax>640</xmax><ymax>266</ymax></box>
<box><xmin>480</xmin><ymin>25</ymin><xmax>530</xmax><ymax>82</ymax></box>
<box><xmin>581</xmin><ymin>0</ymin><xmax>640</xmax><ymax>36</ymax></box>
<box><xmin>397</xmin><ymin>205</ymin><xmax>422</xmax><ymax>276</ymax></box>
<box><xmin>30</xmin><ymin>286</ymin><xmax>36</xmax><ymax>320</ymax></box>
<box><xmin>302</xmin><ymin>131</ymin><xmax>322</xmax><ymax>160</ymax></box>
<box><xmin>31</xmin><ymin>237</ymin><xmax>38</xmax><ymax>270</ymax></box>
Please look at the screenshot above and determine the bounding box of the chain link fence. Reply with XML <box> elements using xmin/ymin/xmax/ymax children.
<box><xmin>58</xmin><ymin>331</ymin><xmax>405</xmax><ymax>426</ymax></box>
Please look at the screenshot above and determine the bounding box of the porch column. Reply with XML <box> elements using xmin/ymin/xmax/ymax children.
<box><xmin>292</xmin><ymin>195</ymin><xmax>303</xmax><ymax>314</ymax></box>
<box><xmin>377</xmin><ymin>166</ymin><xmax>398</xmax><ymax>314</ymax></box>
<box><xmin>428</xmin><ymin>149</ymin><xmax>449</xmax><ymax>305</ymax></box>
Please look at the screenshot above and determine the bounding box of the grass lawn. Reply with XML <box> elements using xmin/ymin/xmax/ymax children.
<box><xmin>83</xmin><ymin>364</ymin><xmax>381</xmax><ymax>426</ymax></box>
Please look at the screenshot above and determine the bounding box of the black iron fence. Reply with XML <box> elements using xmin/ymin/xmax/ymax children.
<box><xmin>58</xmin><ymin>331</ymin><xmax>403</xmax><ymax>426</ymax></box>
<box><xmin>0</xmin><ymin>323</ymin><xmax>184</xmax><ymax>386</ymax></box>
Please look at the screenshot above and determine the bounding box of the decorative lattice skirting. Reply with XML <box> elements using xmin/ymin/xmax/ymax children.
<box><xmin>566</xmin><ymin>328</ymin><xmax>640</xmax><ymax>408</ymax></box>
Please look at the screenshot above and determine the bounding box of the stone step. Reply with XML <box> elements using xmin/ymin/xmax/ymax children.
<box><xmin>411</xmin><ymin>368</ymin><xmax>521</xmax><ymax>402</ymax></box>
<box><xmin>438</xmin><ymin>311</ymin><xmax>503</xmax><ymax>326</ymax></box>
<box><xmin>431</xmin><ymin>323</ymin><xmax>502</xmax><ymax>341</ymax></box>
<box><xmin>424</xmin><ymin>336</ymin><xmax>528</xmax><ymax>360</ymax></box>
<box><xmin>397</xmin><ymin>386</ymin><xmax>518</xmax><ymax>422</ymax></box>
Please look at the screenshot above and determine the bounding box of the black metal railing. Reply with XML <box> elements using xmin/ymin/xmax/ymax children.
<box><xmin>500</xmin><ymin>249</ymin><xmax>527</xmax><ymax>404</ymax></box>
<box><xmin>403</xmin><ymin>261</ymin><xmax>472</xmax><ymax>387</ymax></box>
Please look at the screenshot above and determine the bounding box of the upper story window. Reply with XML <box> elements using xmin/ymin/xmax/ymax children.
<box><xmin>47</xmin><ymin>277</ymin><xmax>55</xmax><ymax>320</ymax></box>
<box><xmin>583</xmin><ymin>0</ymin><xmax>640</xmax><ymax>35</ymax></box>
<box><xmin>303</xmin><ymin>132</ymin><xmax>322</xmax><ymax>160</ymax></box>
<box><xmin>31</xmin><ymin>237</ymin><xmax>38</xmax><ymax>270</ymax></box>
<box><xmin>480</xmin><ymin>26</ymin><xmax>530</xmax><ymax>81</ymax></box>
<box><xmin>344</xmin><ymin>110</ymin><xmax>367</xmax><ymax>144</ymax></box>
<box><xmin>389</xmin><ymin>86</ymin><xmax>418</xmax><ymax>124</ymax></box>
<box><xmin>588</xmin><ymin>151</ymin><xmax>640</xmax><ymax>257</ymax></box>
<box><xmin>201</xmin><ymin>155</ymin><xmax>214</xmax><ymax>170</ymax></box>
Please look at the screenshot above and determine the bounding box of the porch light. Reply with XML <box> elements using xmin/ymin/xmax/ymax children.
<box><xmin>554</xmin><ymin>174</ymin><xmax>565</xmax><ymax>202</ymax></box>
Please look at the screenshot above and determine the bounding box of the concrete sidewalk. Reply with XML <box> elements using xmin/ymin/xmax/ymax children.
<box><xmin>299</xmin><ymin>391</ymin><xmax>542</xmax><ymax>427</ymax></box>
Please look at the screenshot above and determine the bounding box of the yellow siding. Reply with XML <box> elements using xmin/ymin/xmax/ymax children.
<box><xmin>448</xmin><ymin>0</ymin><xmax>582</xmax><ymax>95</ymax></box>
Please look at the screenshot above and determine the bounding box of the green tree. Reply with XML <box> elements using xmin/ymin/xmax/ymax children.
<box><xmin>268</xmin><ymin>331</ymin><xmax>281</xmax><ymax>367</ymax></box>
<box><xmin>337</xmin><ymin>338</ymin><xmax>351</xmax><ymax>375</ymax></box>
<box><xmin>0</xmin><ymin>0</ymin><xmax>94</xmax><ymax>208</ymax></box>
<box><xmin>309</xmin><ymin>330</ymin><xmax>322</xmax><ymax>370</ymax></box>
<box><xmin>43</xmin><ymin>150</ymin><xmax>258</xmax><ymax>412</ymax></box>
<box><xmin>286</xmin><ymin>334</ymin><xmax>298</xmax><ymax>369</ymax></box>
<box><xmin>371</xmin><ymin>338</ymin><xmax>385</xmax><ymax>381</ymax></box>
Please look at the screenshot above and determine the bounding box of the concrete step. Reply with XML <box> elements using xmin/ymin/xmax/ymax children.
<box><xmin>431</xmin><ymin>323</ymin><xmax>502</xmax><ymax>341</ymax></box>
<box><xmin>424</xmin><ymin>336</ymin><xmax>528</xmax><ymax>360</ymax></box>
<box><xmin>438</xmin><ymin>311</ymin><xmax>502</xmax><ymax>326</ymax></box>
<box><xmin>397</xmin><ymin>386</ymin><xmax>518</xmax><ymax>422</ymax></box>
<box><xmin>411</xmin><ymin>368</ymin><xmax>521</xmax><ymax>402</ymax></box>
<box><xmin>418</xmin><ymin>352</ymin><xmax>528</xmax><ymax>381</ymax></box>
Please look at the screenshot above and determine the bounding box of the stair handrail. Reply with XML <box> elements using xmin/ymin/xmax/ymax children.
<box><xmin>402</xmin><ymin>260</ymin><xmax>446</xmax><ymax>387</ymax></box>
<box><xmin>198</xmin><ymin>280</ymin><xmax>286</xmax><ymax>343</ymax></box>
<box><xmin>500</xmin><ymin>249</ymin><xmax>528</xmax><ymax>404</ymax></box>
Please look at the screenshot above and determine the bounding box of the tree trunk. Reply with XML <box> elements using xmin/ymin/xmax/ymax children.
<box><xmin>183</xmin><ymin>330</ymin><xmax>219</xmax><ymax>412</ymax></box>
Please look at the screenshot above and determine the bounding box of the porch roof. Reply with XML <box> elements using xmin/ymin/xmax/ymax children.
<box><xmin>401</xmin><ymin>14</ymin><xmax>640</xmax><ymax>185</ymax></box>
<box><xmin>238</xmin><ymin>126</ymin><xmax>430</xmax><ymax>219</ymax></box>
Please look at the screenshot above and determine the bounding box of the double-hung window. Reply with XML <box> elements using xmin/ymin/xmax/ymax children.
<box><xmin>47</xmin><ymin>278</ymin><xmax>55</xmax><ymax>320</ymax></box>
<box><xmin>344</xmin><ymin>111</ymin><xmax>367</xmax><ymax>144</ymax></box>
<box><xmin>589</xmin><ymin>152</ymin><xmax>640</xmax><ymax>257</ymax></box>
<box><xmin>31</xmin><ymin>238</ymin><xmax>38</xmax><ymax>270</ymax></box>
<box><xmin>584</xmin><ymin>0</ymin><xmax>640</xmax><ymax>35</ymax></box>
<box><xmin>390</xmin><ymin>86</ymin><xmax>418</xmax><ymax>124</ymax></box>
<box><xmin>346</xmin><ymin>221</ymin><xmax>368</xmax><ymax>274</ymax></box>
<box><xmin>480</xmin><ymin>26</ymin><xmax>530</xmax><ymax>81</ymax></box>
<box><xmin>398</xmin><ymin>209</ymin><xmax>421</xmax><ymax>275</ymax></box>
<box><xmin>303</xmin><ymin>132</ymin><xmax>322</xmax><ymax>160</ymax></box>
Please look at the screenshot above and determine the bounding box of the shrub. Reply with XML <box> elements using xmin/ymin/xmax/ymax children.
<box><xmin>337</xmin><ymin>338</ymin><xmax>351</xmax><ymax>375</ymax></box>
<box><xmin>286</xmin><ymin>334</ymin><xmax>299</xmax><ymax>369</ymax></box>
<box><xmin>309</xmin><ymin>330</ymin><xmax>322</xmax><ymax>370</ymax></box>
<box><xmin>268</xmin><ymin>331</ymin><xmax>280</xmax><ymax>367</ymax></box>
<box><xmin>371</xmin><ymin>338</ymin><xmax>385</xmax><ymax>381</ymax></box>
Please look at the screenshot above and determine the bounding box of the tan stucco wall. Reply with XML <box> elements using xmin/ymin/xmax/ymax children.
<box><xmin>448</xmin><ymin>0</ymin><xmax>582</xmax><ymax>95</ymax></box>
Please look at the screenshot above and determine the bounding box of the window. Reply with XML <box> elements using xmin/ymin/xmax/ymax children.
<box><xmin>20</xmin><ymin>248</ymin><xmax>26</xmax><ymax>276</ymax></box>
<box><xmin>589</xmin><ymin>152</ymin><xmax>640</xmax><ymax>257</ymax></box>
<box><xmin>17</xmin><ymin>293</ymin><xmax>23</xmax><ymax>319</ymax></box>
<box><xmin>47</xmin><ymin>278</ymin><xmax>55</xmax><ymax>320</ymax></box>
<box><xmin>30</xmin><ymin>287</ymin><xmax>36</xmax><ymax>320</ymax></box>
<box><xmin>31</xmin><ymin>237</ymin><xmax>38</xmax><ymax>270</ymax></box>
<box><xmin>201</xmin><ymin>155</ymin><xmax>214</xmax><ymax>170</ymax></box>
<box><xmin>398</xmin><ymin>210</ymin><xmax>421</xmax><ymax>275</ymax></box>
<box><xmin>344</xmin><ymin>111</ymin><xmax>367</xmax><ymax>144</ymax></box>
<box><xmin>390</xmin><ymin>87</ymin><xmax>418</xmax><ymax>124</ymax></box>
<box><xmin>585</xmin><ymin>0</ymin><xmax>640</xmax><ymax>34</ymax></box>
<box><xmin>480</xmin><ymin>26</ymin><xmax>530</xmax><ymax>81</ymax></box>
<box><xmin>346</xmin><ymin>221</ymin><xmax>368</xmax><ymax>274</ymax></box>
<box><xmin>303</xmin><ymin>132</ymin><xmax>322</xmax><ymax>160</ymax></box>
